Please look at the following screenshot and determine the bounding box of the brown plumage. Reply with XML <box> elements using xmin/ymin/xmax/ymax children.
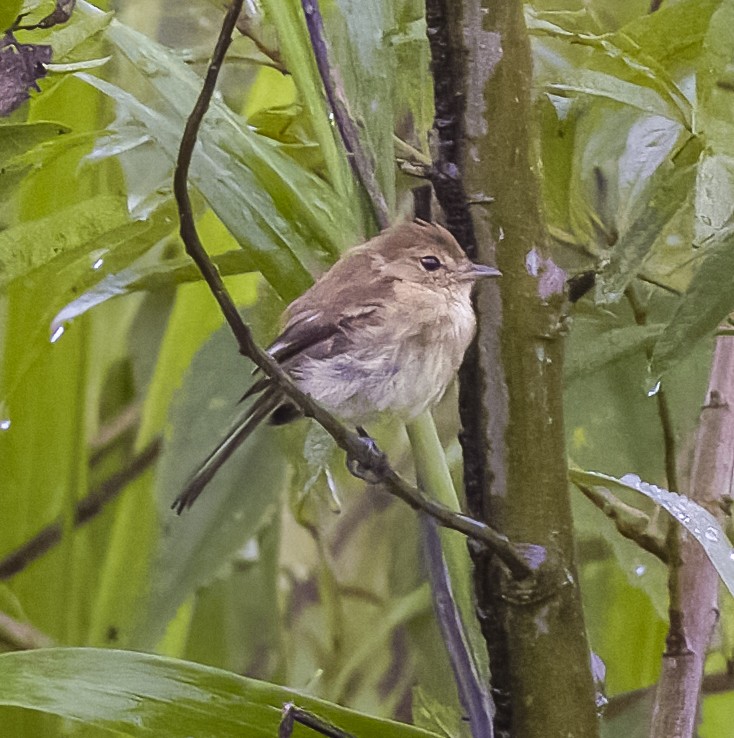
<box><xmin>172</xmin><ymin>220</ymin><xmax>499</xmax><ymax>513</ymax></box>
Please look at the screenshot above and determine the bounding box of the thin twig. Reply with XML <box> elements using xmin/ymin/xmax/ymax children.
<box><xmin>172</xmin><ymin>0</ymin><xmax>537</xmax><ymax>578</ymax></box>
<box><xmin>299</xmin><ymin>0</ymin><xmax>390</xmax><ymax>230</ymax></box>
<box><xmin>625</xmin><ymin>286</ymin><xmax>679</xmax><ymax>492</ymax></box>
<box><xmin>574</xmin><ymin>482</ymin><xmax>668</xmax><ymax>562</ymax></box>
<box><xmin>279</xmin><ymin>703</ymin><xmax>354</xmax><ymax>738</ymax></box>
<box><xmin>422</xmin><ymin>517</ymin><xmax>495</xmax><ymax>737</ymax></box>
<box><xmin>0</xmin><ymin>439</ymin><xmax>161</xmax><ymax>580</ymax></box>
<box><xmin>625</xmin><ymin>285</ymin><xmax>684</xmax><ymax>652</ymax></box>
<box><xmin>234</xmin><ymin>15</ymin><xmax>288</xmax><ymax>74</ymax></box>
<box><xmin>89</xmin><ymin>402</ymin><xmax>141</xmax><ymax>460</ymax></box>
<box><xmin>607</xmin><ymin>668</ymin><xmax>734</xmax><ymax>721</ymax></box>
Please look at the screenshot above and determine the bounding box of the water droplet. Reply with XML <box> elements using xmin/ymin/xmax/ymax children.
<box><xmin>647</xmin><ymin>380</ymin><xmax>661</xmax><ymax>397</ymax></box>
<box><xmin>0</xmin><ymin>419</ymin><xmax>10</xmax><ymax>431</ymax></box>
<box><xmin>621</xmin><ymin>473</ymin><xmax>641</xmax><ymax>487</ymax></box>
<box><xmin>634</xmin><ymin>565</ymin><xmax>646</xmax><ymax>576</ymax></box>
<box><xmin>50</xmin><ymin>325</ymin><xmax>65</xmax><ymax>343</ymax></box>
<box><xmin>92</xmin><ymin>258</ymin><xmax>104</xmax><ymax>270</ymax></box>
<box><xmin>704</xmin><ymin>526</ymin><xmax>719</xmax><ymax>542</ymax></box>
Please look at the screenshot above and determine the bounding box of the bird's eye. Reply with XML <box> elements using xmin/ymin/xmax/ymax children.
<box><xmin>420</xmin><ymin>255</ymin><xmax>442</xmax><ymax>272</ymax></box>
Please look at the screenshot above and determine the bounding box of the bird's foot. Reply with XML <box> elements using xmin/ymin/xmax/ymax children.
<box><xmin>347</xmin><ymin>427</ymin><xmax>387</xmax><ymax>483</ymax></box>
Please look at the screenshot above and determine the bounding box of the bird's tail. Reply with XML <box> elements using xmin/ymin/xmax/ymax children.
<box><xmin>171</xmin><ymin>388</ymin><xmax>283</xmax><ymax>514</ymax></box>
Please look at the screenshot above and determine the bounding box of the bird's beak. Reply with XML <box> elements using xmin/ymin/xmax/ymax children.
<box><xmin>464</xmin><ymin>263</ymin><xmax>501</xmax><ymax>281</ymax></box>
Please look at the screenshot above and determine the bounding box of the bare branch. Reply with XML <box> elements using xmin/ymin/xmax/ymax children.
<box><xmin>0</xmin><ymin>439</ymin><xmax>161</xmax><ymax>580</ymax></box>
<box><xmin>574</xmin><ymin>481</ymin><xmax>668</xmax><ymax>562</ymax></box>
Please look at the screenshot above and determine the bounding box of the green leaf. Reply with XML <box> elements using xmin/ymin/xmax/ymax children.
<box><xmin>547</xmin><ymin>70</ymin><xmax>687</xmax><ymax>124</ymax></box>
<box><xmin>51</xmin><ymin>248</ymin><xmax>255</xmax><ymax>330</ymax></box>
<box><xmin>43</xmin><ymin>7</ymin><xmax>113</xmax><ymax>61</ymax></box>
<box><xmin>698</xmin><ymin>0</ymin><xmax>734</xmax><ymax>169</ymax></box>
<box><xmin>0</xmin><ymin>121</ymin><xmax>71</xmax><ymax>168</ymax></box>
<box><xmin>569</xmin><ymin>469</ymin><xmax>734</xmax><ymax>597</ymax></box>
<box><xmin>621</xmin><ymin>0</ymin><xmax>721</xmax><ymax>66</ymax></box>
<box><xmin>0</xmin><ymin>648</ymin><xmax>441</xmax><ymax>738</ymax></box>
<box><xmin>596</xmin><ymin>155</ymin><xmax>698</xmax><ymax>303</ymax></box>
<box><xmin>651</xmin><ymin>227</ymin><xmax>734</xmax><ymax>378</ymax></box>
<box><xmin>262</xmin><ymin>0</ymin><xmax>353</xmax><ymax>199</ymax></box>
<box><xmin>529</xmin><ymin>8</ymin><xmax>694</xmax><ymax>129</ymax></box>
<box><xmin>134</xmin><ymin>322</ymin><xmax>287</xmax><ymax>646</ymax></box>
<box><xmin>0</xmin><ymin>0</ymin><xmax>21</xmax><ymax>33</ymax></box>
<box><xmin>565</xmin><ymin>323</ymin><xmax>665</xmax><ymax>382</ymax></box>
<box><xmin>329</xmin><ymin>0</ymin><xmax>398</xmax><ymax>213</ymax></box>
<box><xmin>0</xmin><ymin>195</ymin><xmax>131</xmax><ymax>290</ymax></box>
<box><xmin>76</xmin><ymin>8</ymin><xmax>358</xmax><ymax>300</ymax></box>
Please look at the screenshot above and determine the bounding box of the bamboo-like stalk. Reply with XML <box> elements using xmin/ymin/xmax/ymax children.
<box><xmin>650</xmin><ymin>333</ymin><xmax>734</xmax><ymax>738</ymax></box>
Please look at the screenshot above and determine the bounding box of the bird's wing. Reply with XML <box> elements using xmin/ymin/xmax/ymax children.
<box><xmin>174</xmin><ymin>304</ymin><xmax>384</xmax><ymax>513</ymax></box>
<box><xmin>241</xmin><ymin>304</ymin><xmax>381</xmax><ymax>401</ymax></box>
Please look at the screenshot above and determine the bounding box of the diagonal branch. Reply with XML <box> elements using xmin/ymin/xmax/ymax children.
<box><xmin>299</xmin><ymin>0</ymin><xmax>390</xmax><ymax>230</ymax></box>
<box><xmin>172</xmin><ymin>0</ymin><xmax>538</xmax><ymax>579</ymax></box>
<box><xmin>0</xmin><ymin>439</ymin><xmax>161</xmax><ymax>581</ymax></box>
<box><xmin>573</xmin><ymin>481</ymin><xmax>668</xmax><ymax>562</ymax></box>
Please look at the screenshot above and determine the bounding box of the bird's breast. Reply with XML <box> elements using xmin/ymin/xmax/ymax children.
<box><xmin>290</xmin><ymin>288</ymin><xmax>476</xmax><ymax>424</ymax></box>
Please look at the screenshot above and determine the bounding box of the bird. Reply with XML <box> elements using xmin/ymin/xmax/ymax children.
<box><xmin>172</xmin><ymin>219</ymin><xmax>500</xmax><ymax>514</ymax></box>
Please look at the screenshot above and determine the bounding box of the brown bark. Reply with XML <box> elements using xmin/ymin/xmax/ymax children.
<box><xmin>650</xmin><ymin>334</ymin><xmax>734</xmax><ymax>737</ymax></box>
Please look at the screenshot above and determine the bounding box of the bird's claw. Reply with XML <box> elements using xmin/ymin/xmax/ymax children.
<box><xmin>347</xmin><ymin>428</ymin><xmax>387</xmax><ymax>483</ymax></box>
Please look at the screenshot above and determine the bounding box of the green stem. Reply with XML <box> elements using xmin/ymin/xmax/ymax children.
<box><xmin>406</xmin><ymin>411</ymin><xmax>492</xmax><ymax>728</ymax></box>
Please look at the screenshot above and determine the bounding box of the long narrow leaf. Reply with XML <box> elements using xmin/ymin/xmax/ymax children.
<box><xmin>651</xmin><ymin>228</ymin><xmax>734</xmax><ymax>378</ymax></box>
<box><xmin>0</xmin><ymin>648</ymin><xmax>441</xmax><ymax>738</ymax></box>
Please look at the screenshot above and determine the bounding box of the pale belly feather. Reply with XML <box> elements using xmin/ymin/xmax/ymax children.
<box><xmin>291</xmin><ymin>291</ymin><xmax>476</xmax><ymax>424</ymax></box>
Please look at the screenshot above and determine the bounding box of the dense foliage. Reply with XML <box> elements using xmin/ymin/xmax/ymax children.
<box><xmin>2</xmin><ymin>0</ymin><xmax>734</xmax><ymax>736</ymax></box>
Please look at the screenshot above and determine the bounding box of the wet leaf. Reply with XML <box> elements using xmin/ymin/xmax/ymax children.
<box><xmin>0</xmin><ymin>648</ymin><xmax>441</xmax><ymax>738</ymax></box>
<box><xmin>570</xmin><ymin>469</ymin><xmax>734</xmax><ymax>597</ymax></box>
<box><xmin>0</xmin><ymin>195</ymin><xmax>130</xmax><ymax>289</ymax></box>
<box><xmin>51</xmin><ymin>248</ymin><xmax>255</xmax><ymax>330</ymax></box>
<box><xmin>75</xmin><ymin>11</ymin><xmax>358</xmax><ymax>299</ymax></box>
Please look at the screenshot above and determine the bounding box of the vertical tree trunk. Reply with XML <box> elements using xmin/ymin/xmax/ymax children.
<box><xmin>428</xmin><ymin>0</ymin><xmax>601</xmax><ymax>734</ymax></box>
